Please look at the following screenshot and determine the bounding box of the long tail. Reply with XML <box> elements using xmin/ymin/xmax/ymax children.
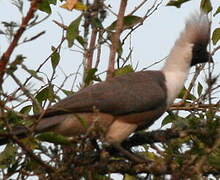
<box><xmin>0</xmin><ymin>112</ymin><xmax>114</xmax><ymax>145</ymax></box>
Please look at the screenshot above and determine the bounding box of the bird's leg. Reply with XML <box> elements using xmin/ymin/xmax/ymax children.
<box><xmin>103</xmin><ymin>120</ymin><xmax>150</xmax><ymax>162</ymax></box>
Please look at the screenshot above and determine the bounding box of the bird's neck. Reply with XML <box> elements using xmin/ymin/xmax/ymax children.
<box><xmin>161</xmin><ymin>42</ymin><xmax>193</xmax><ymax>105</ymax></box>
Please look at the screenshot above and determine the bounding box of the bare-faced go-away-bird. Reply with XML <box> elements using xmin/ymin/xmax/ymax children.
<box><xmin>0</xmin><ymin>12</ymin><xmax>212</xmax><ymax>160</ymax></box>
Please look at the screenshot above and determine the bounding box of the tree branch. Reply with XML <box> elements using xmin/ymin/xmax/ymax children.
<box><xmin>122</xmin><ymin>128</ymin><xmax>186</xmax><ymax>149</ymax></box>
<box><xmin>107</xmin><ymin>0</ymin><xmax>128</xmax><ymax>79</ymax></box>
<box><xmin>0</xmin><ymin>0</ymin><xmax>42</xmax><ymax>85</ymax></box>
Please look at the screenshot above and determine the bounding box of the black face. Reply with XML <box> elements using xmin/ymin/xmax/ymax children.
<box><xmin>191</xmin><ymin>43</ymin><xmax>213</xmax><ymax>66</ymax></box>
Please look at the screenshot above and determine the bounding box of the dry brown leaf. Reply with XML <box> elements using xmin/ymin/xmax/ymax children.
<box><xmin>60</xmin><ymin>0</ymin><xmax>78</xmax><ymax>11</ymax></box>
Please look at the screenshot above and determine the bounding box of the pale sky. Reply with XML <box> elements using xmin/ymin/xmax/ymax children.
<box><xmin>0</xmin><ymin>0</ymin><xmax>219</xmax><ymax>94</ymax></box>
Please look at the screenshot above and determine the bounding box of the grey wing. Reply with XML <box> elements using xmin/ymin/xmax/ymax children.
<box><xmin>44</xmin><ymin>71</ymin><xmax>167</xmax><ymax>117</ymax></box>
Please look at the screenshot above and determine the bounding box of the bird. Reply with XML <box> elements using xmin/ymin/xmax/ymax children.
<box><xmin>0</xmin><ymin>12</ymin><xmax>211</xmax><ymax>157</ymax></box>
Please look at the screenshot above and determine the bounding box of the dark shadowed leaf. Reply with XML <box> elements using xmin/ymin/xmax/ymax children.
<box><xmin>0</xmin><ymin>144</ymin><xmax>17</xmax><ymax>169</ymax></box>
<box><xmin>197</xmin><ymin>82</ymin><xmax>203</xmax><ymax>96</ymax></box>
<box><xmin>50</xmin><ymin>0</ymin><xmax>57</xmax><ymax>5</ymax></box>
<box><xmin>66</xmin><ymin>15</ymin><xmax>82</xmax><ymax>47</ymax></box>
<box><xmin>38</xmin><ymin>0</ymin><xmax>51</xmax><ymax>14</ymax></box>
<box><xmin>37</xmin><ymin>132</ymin><xmax>71</xmax><ymax>145</ymax></box>
<box><xmin>107</xmin><ymin>15</ymin><xmax>142</xmax><ymax>31</ymax></box>
<box><xmin>32</xmin><ymin>103</ymin><xmax>41</xmax><ymax>114</ymax></box>
<box><xmin>61</xmin><ymin>89</ymin><xmax>75</xmax><ymax>96</ymax></box>
<box><xmin>7</xmin><ymin>111</ymin><xmax>22</xmax><ymax>124</ymax></box>
<box><xmin>35</xmin><ymin>87</ymin><xmax>49</xmax><ymax>104</ymax></box>
<box><xmin>35</xmin><ymin>86</ymin><xmax>56</xmax><ymax>104</ymax></box>
<box><xmin>8</xmin><ymin>55</ymin><xmax>25</xmax><ymax>73</ymax></box>
<box><xmin>167</xmin><ymin>0</ymin><xmax>191</xmax><ymax>8</ymax></box>
<box><xmin>84</xmin><ymin>68</ymin><xmax>101</xmax><ymax>86</ymax></box>
<box><xmin>114</xmin><ymin>65</ymin><xmax>134</xmax><ymax>76</ymax></box>
<box><xmin>214</xmin><ymin>7</ymin><xmax>220</xmax><ymax>16</ymax></box>
<box><xmin>208</xmin><ymin>147</ymin><xmax>220</xmax><ymax>168</ymax></box>
<box><xmin>200</xmin><ymin>0</ymin><xmax>212</xmax><ymax>13</ymax></box>
<box><xmin>177</xmin><ymin>86</ymin><xmax>196</xmax><ymax>100</ymax></box>
<box><xmin>21</xmin><ymin>137</ymin><xmax>39</xmax><ymax>150</ymax></box>
<box><xmin>51</xmin><ymin>50</ymin><xmax>60</xmax><ymax>70</ymax></box>
<box><xmin>92</xmin><ymin>18</ymin><xmax>103</xmax><ymax>29</ymax></box>
<box><xmin>212</xmin><ymin>28</ymin><xmax>220</xmax><ymax>45</ymax></box>
<box><xmin>20</xmin><ymin>105</ymin><xmax>32</xmax><ymax>114</ymax></box>
<box><xmin>162</xmin><ymin>112</ymin><xmax>177</xmax><ymax>126</ymax></box>
<box><xmin>76</xmin><ymin>35</ymin><xmax>85</xmax><ymax>48</ymax></box>
<box><xmin>22</xmin><ymin>65</ymin><xmax>43</xmax><ymax>81</ymax></box>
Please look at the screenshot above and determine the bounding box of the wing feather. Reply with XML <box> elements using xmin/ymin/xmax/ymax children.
<box><xmin>44</xmin><ymin>71</ymin><xmax>167</xmax><ymax>117</ymax></box>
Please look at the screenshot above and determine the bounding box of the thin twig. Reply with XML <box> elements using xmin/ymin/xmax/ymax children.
<box><xmin>211</xmin><ymin>44</ymin><xmax>220</xmax><ymax>56</ymax></box>
<box><xmin>170</xmin><ymin>103</ymin><xmax>220</xmax><ymax>111</ymax></box>
<box><xmin>85</xmin><ymin>28</ymin><xmax>98</xmax><ymax>70</ymax></box>
<box><xmin>0</xmin><ymin>0</ymin><xmax>42</xmax><ymax>85</ymax></box>
<box><xmin>183</xmin><ymin>64</ymin><xmax>205</xmax><ymax>102</ymax></box>
<box><xmin>9</xmin><ymin>73</ymin><xmax>42</xmax><ymax>112</ymax></box>
<box><xmin>121</xmin><ymin>0</ymin><xmax>162</xmax><ymax>47</ymax></box>
<box><xmin>129</xmin><ymin>0</ymin><xmax>149</xmax><ymax>15</ymax></box>
<box><xmin>94</xmin><ymin>31</ymin><xmax>103</xmax><ymax>69</ymax></box>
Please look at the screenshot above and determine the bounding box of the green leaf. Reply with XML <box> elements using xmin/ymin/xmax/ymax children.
<box><xmin>0</xmin><ymin>144</ymin><xmax>17</xmax><ymax>169</ymax></box>
<box><xmin>212</xmin><ymin>28</ymin><xmax>220</xmax><ymax>45</ymax></box>
<box><xmin>76</xmin><ymin>35</ymin><xmax>85</xmax><ymax>48</ymax></box>
<box><xmin>197</xmin><ymin>82</ymin><xmax>203</xmax><ymax>96</ymax></box>
<box><xmin>162</xmin><ymin>113</ymin><xmax>176</xmax><ymax>126</ymax></box>
<box><xmin>51</xmin><ymin>50</ymin><xmax>60</xmax><ymax>70</ymax></box>
<box><xmin>37</xmin><ymin>132</ymin><xmax>71</xmax><ymax>145</ymax></box>
<box><xmin>208</xmin><ymin>147</ymin><xmax>220</xmax><ymax>168</ymax></box>
<box><xmin>84</xmin><ymin>68</ymin><xmax>101</xmax><ymax>86</ymax></box>
<box><xmin>35</xmin><ymin>88</ymin><xmax>49</xmax><ymax>104</ymax></box>
<box><xmin>11</xmin><ymin>55</ymin><xmax>25</xmax><ymax>66</ymax></box>
<box><xmin>7</xmin><ymin>111</ymin><xmax>21</xmax><ymax>124</ymax></box>
<box><xmin>177</xmin><ymin>86</ymin><xmax>196</xmax><ymax>100</ymax></box>
<box><xmin>38</xmin><ymin>0</ymin><xmax>51</xmax><ymax>14</ymax></box>
<box><xmin>166</xmin><ymin>0</ymin><xmax>191</xmax><ymax>8</ymax></box>
<box><xmin>20</xmin><ymin>105</ymin><xmax>32</xmax><ymax>114</ymax></box>
<box><xmin>124</xmin><ymin>174</ymin><xmax>136</xmax><ymax>180</ymax></box>
<box><xmin>61</xmin><ymin>89</ymin><xmax>75</xmax><ymax>96</ymax></box>
<box><xmin>107</xmin><ymin>15</ymin><xmax>142</xmax><ymax>31</ymax></box>
<box><xmin>214</xmin><ymin>7</ymin><xmax>220</xmax><ymax>16</ymax></box>
<box><xmin>21</xmin><ymin>137</ymin><xmax>39</xmax><ymax>150</ymax></box>
<box><xmin>35</xmin><ymin>86</ymin><xmax>56</xmax><ymax>104</ymax></box>
<box><xmin>8</xmin><ymin>55</ymin><xmax>25</xmax><ymax>73</ymax></box>
<box><xmin>22</xmin><ymin>65</ymin><xmax>43</xmax><ymax>81</ymax></box>
<box><xmin>200</xmin><ymin>0</ymin><xmax>213</xmax><ymax>13</ymax></box>
<box><xmin>114</xmin><ymin>65</ymin><xmax>134</xmax><ymax>76</ymax></box>
<box><xmin>66</xmin><ymin>15</ymin><xmax>82</xmax><ymax>47</ymax></box>
<box><xmin>91</xmin><ymin>18</ymin><xmax>103</xmax><ymax>29</ymax></box>
<box><xmin>49</xmin><ymin>0</ymin><xmax>57</xmax><ymax>5</ymax></box>
<box><xmin>32</xmin><ymin>103</ymin><xmax>41</xmax><ymax>114</ymax></box>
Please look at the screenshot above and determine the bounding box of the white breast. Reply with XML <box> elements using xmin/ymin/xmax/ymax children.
<box><xmin>163</xmin><ymin>70</ymin><xmax>189</xmax><ymax>105</ymax></box>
